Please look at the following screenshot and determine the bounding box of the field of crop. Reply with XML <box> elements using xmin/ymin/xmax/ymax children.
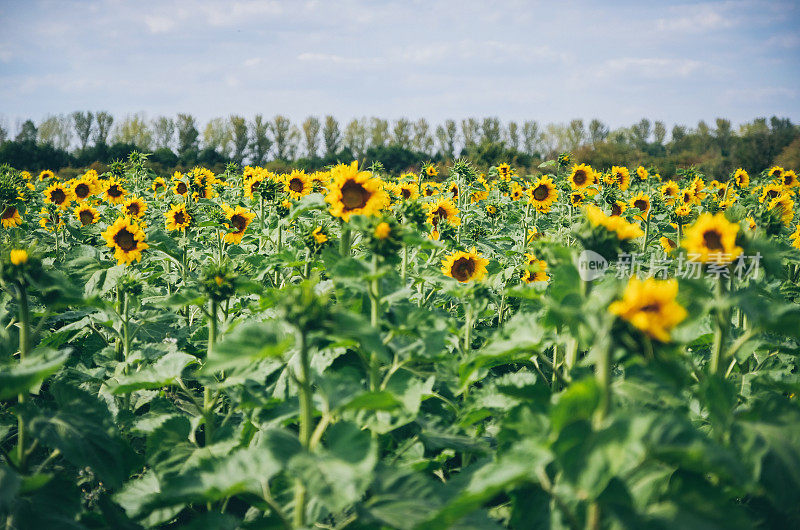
<box><xmin>1</xmin><ymin>155</ymin><xmax>800</xmax><ymax>529</ymax></box>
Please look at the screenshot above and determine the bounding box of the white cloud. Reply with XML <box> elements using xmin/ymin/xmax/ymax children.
<box><xmin>143</xmin><ymin>15</ymin><xmax>175</xmax><ymax>33</ymax></box>
<box><xmin>655</xmin><ymin>3</ymin><xmax>736</xmax><ymax>33</ymax></box>
<box><xmin>595</xmin><ymin>57</ymin><xmax>704</xmax><ymax>79</ymax></box>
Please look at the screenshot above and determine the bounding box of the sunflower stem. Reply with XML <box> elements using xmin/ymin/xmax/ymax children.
<box><xmin>339</xmin><ymin>222</ymin><xmax>351</xmax><ymax>257</ymax></box>
<box><xmin>709</xmin><ymin>277</ymin><xmax>729</xmax><ymax>375</ymax></box>
<box><xmin>293</xmin><ymin>329</ymin><xmax>312</xmax><ymax>528</ymax></box>
<box><xmin>204</xmin><ymin>298</ymin><xmax>217</xmax><ymax>446</ymax></box>
<box><xmin>641</xmin><ymin>214</ymin><xmax>650</xmax><ymax>253</ymax></box>
<box><xmin>274</xmin><ymin>221</ymin><xmax>283</xmax><ymax>287</ymax></box>
<box><xmin>16</xmin><ymin>283</ymin><xmax>30</xmax><ymax>472</ymax></box>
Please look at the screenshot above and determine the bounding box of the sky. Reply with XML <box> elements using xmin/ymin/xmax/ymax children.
<box><xmin>0</xmin><ymin>0</ymin><xmax>799</xmax><ymax>133</ymax></box>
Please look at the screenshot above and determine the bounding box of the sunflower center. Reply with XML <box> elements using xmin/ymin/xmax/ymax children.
<box><xmin>231</xmin><ymin>214</ymin><xmax>247</xmax><ymax>232</ymax></box>
<box><xmin>340</xmin><ymin>180</ymin><xmax>370</xmax><ymax>210</ymax></box>
<box><xmin>532</xmin><ymin>185</ymin><xmax>548</xmax><ymax>201</ymax></box>
<box><xmin>175</xmin><ymin>211</ymin><xmax>187</xmax><ymax>225</ymax></box>
<box><xmin>75</xmin><ymin>183</ymin><xmax>90</xmax><ymax>198</ymax></box>
<box><xmin>767</xmin><ymin>190</ymin><xmax>779</xmax><ymax>199</ymax></box>
<box><xmin>784</xmin><ymin>175</ymin><xmax>793</xmax><ymax>185</ymax></box>
<box><xmin>401</xmin><ymin>188</ymin><xmax>411</xmax><ymax>199</ymax></box>
<box><xmin>108</xmin><ymin>185</ymin><xmax>122</xmax><ymax>198</ymax></box>
<box><xmin>634</xmin><ymin>200</ymin><xmax>647</xmax><ymax>211</ymax></box>
<box><xmin>177</xmin><ymin>182</ymin><xmax>188</xmax><ymax>194</ymax></box>
<box><xmin>702</xmin><ymin>230</ymin><xmax>723</xmax><ymax>251</ymax></box>
<box><xmin>640</xmin><ymin>302</ymin><xmax>661</xmax><ymax>313</ymax></box>
<box><xmin>611</xmin><ymin>203</ymin><xmax>622</xmax><ymax>216</ymax></box>
<box><xmin>127</xmin><ymin>203</ymin><xmax>140</xmax><ymax>216</ymax></box>
<box><xmin>114</xmin><ymin>228</ymin><xmax>137</xmax><ymax>252</ymax></box>
<box><xmin>573</xmin><ymin>170</ymin><xmax>587</xmax><ymax>185</ymax></box>
<box><xmin>289</xmin><ymin>178</ymin><xmax>304</xmax><ymax>192</ymax></box>
<box><xmin>52</xmin><ymin>189</ymin><xmax>66</xmax><ymax>204</ymax></box>
<box><xmin>250</xmin><ymin>180</ymin><xmax>261</xmax><ymax>193</ymax></box>
<box><xmin>79</xmin><ymin>210</ymin><xmax>94</xmax><ymax>225</ymax></box>
<box><xmin>2</xmin><ymin>206</ymin><xmax>16</xmax><ymax>220</ymax></box>
<box><xmin>450</xmin><ymin>257</ymin><xmax>476</xmax><ymax>282</ymax></box>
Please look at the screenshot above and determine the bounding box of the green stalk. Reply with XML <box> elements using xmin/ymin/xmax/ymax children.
<box><xmin>709</xmin><ymin>278</ymin><xmax>729</xmax><ymax>375</ymax></box>
<box><xmin>274</xmin><ymin>222</ymin><xmax>283</xmax><ymax>287</ymax></box>
<box><xmin>204</xmin><ymin>299</ymin><xmax>218</xmax><ymax>446</ymax></box>
<box><xmin>369</xmin><ymin>255</ymin><xmax>381</xmax><ymax>391</ymax></box>
<box><xmin>339</xmin><ymin>222</ymin><xmax>351</xmax><ymax>257</ymax></box>
<box><xmin>641</xmin><ymin>213</ymin><xmax>650</xmax><ymax>253</ymax></box>
<box><xmin>294</xmin><ymin>330</ymin><xmax>312</xmax><ymax>528</ymax></box>
<box><xmin>462</xmin><ymin>303</ymin><xmax>473</xmax><ymax>355</ymax></box>
<box><xmin>16</xmin><ymin>284</ymin><xmax>30</xmax><ymax>471</ymax></box>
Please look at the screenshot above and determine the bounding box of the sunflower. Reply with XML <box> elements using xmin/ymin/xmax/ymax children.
<box><xmin>71</xmin><ymin>175</ymin><xmax>97</xmax><ymax>202</ymax></box>
<box><xmin>733</xmin><ymin>168</ymin><xmax>749</xmax><ymax>188</ymax></box>
<box><xmin>679</xmin><ymin>187</ymin><xmax>698</xmax><ymax>206</ymax></box>
<box><xmin>635</xmin><ymin>166</ymin><xmax>649</xmax><ymax>181</ymax></box>
<box><xmin>759</xmin><ymin>183</ymin><xmax>783</xmax><ymax>203</ymax></box>
<box><xmin>244</xmin><ymin>172</ymin><xmax>265</xmax><ymax>198</ymax></box>
<box><xmin>661</xmin><ymin>181</ymin><xmax>680</xmax><ymax>205</ymax></box>
<box><xmin>767</xmin><ymin>166</ymin><xmax>784</xmax><ymax>179</ymax></box>
<box><xmin>569</xmin><ymin>191</ymin><xmax>584</xmax><ymax>207</ymax></box>
<box><xmin>151</xmin><ymin>177</ymin><xmax>167</xmax><ymax>196</ymax></box>
<box><xmin>471</xmin><ymin>190</ymin><xmax>489</xmax><ymax>203</ymax></box>
<box><xmin>173</xmin><ymin>179</ymin><xmax>190</xmax><ymax>197</ymax></box>
<box><xmin>104</xmin><ymin>179</ymin><xmax>128</xmax><ymax>204</ymax></box>
<box><xmin>659</xmin><ymin>236</ymin><xmax>677</xmax><ymax>253</ymax></box>
<box><xmin>441</xmin><ymin>248</ymin><xmax>489</xmax><ymax>283</ymax></box>
<box><xmin>284</xmin><ymin>170</ymin><xmax>312</xmax><ymax>200</ymax></box>
<box><xmin>768</xmin><ymin>193</ymin><xmax>795</xmax><ymax>226</ymax></box>
<box><xmin>611</xmin><ymin>200</ymin><xmax>627</xmax><ymax>217</ymax></box>
<box><xmin>395</xmin><ymin>182</ymin><xmax>419</xmax><ymax>200</ymax></box>
<box><xmin>629</xmin><ymin>193</ymin><xmax>651</xmax><ymax>219</ymax></box>
<box><xmin>421</xmin><ymin>182</ymin><xmax>441</xmax><ymax>197</ymax></box>
<box><xmin>123</xmin><ymin>197</ymin><xmax>147</xmax><ymax>219</ymax></box>
<box><xmin>521</xmin><ymin>253</ymin><xmax>548</xmax><ymax>283</ymax></box>
<box><xmin>74</xmin><ymin>204</ymin><xmax>99</xmax><ymax>226</ymax></box>
<box><xmin>425</xmin><ymin>165</ymin><xmax>439</xmax><ymax>177</ymax></box>
<box><xmin>101</xmin><ymin>217</ymin><xmax>148</xmax><ymax>265</ymax></box>
<box><xmin>9</xmin><ymin>249</ymin><xmax>28</xmax><ymax>265</ymax></box>
<box><xmin>165</xmin><ymin>203</ymin><xmax>192</xmax><ymax>231</ymax></box>
<box><xmin>568</xmin><ymin>164</ymin><xmax>594</xmax><ymax>190</ymax></box>
<box><xmin>527</xmin><ymin>175</ymin><xmax>558</xmax><ymax>212</ymax></box>
<box><xmin>447</xmin><ymin>182</ymin><xmax>459</xmax><ymax>199</ymax></box>
<box><xmin>38</xmin><ymin>170</ymin><xmax>56</xmax><ymax>181</ymax></box>
<box><xmin>791</xmin><ymin>223</ymin><xmax>800</xmax><ymax>249</ymax></box>
<box><xmin>426</xmin><ymin>198</ymin><xmax>461</xmax><ymax>227</ymax></box>
<box><xmin>510</xmin><ymin>182</ymin><xmax>525</xmax><ymax>201</ymax></box>
<box><xmin>221</xmin><ymin>203</ymin><xmax>256</xmax><ymax>244</ymax></box>
<box><xmin>312</xmin><ymin>226</ymin><xmax>329</xmax><ymax>244</ymax></box>
<box><xmin>746</xmin><ymin>216</ymin><xmax>757</xmax><ymax>231</ymax></box>
<box><xmin>609</xmin><ymin>277</ymin><xmax>686</xmax><ymax>342</ymax></box>
<box><xmin>585</xmin><ymin>204</ymin><xmax>644</xmax><ymax>240</ymax></box>
<box><xmin>782</xmin><ymin>170</ymin><xmax>799</xmax><ymax>189</ymax></box>
<box><xmin>497</xmin><ymin>163</ymin><xmax>511</xmax><ymax>180</ymax></box>
<box><xmin>44</xmin><ymin>182</ymin><xmax>73</xmax><ymax>210</ymax></box>
<box><xmin>682</xmin><ymin>212</ymin><xmax>742</xmax><ymax>264</ymax></box>
<box><xmin>325</xmin><ymin>162</ymin><xmax>390</xmax><ymax>221</ymax></box>
<box><xmin>605</xmin><ymin>166</ymin><xmax>630</xmax><ymax>191</ymax></box>
<box><xmin>1</xmin><ymin>205</ymin><xmax>22</xmax><ymax>228</ymax></box>
<box><xmin>39</xmin><ymin>209</ymin><xmax>63</xmax><ymax>232</ymax></box>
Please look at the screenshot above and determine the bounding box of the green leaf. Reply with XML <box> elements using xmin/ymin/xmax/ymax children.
<box><xmin>110</xmin><ymin>351</ymin><xmax>199</xmax><ymax>393</ymax></box>
<box><xmin>0</xmin><ymin>348</ymin><xmax>69</xmax><ymax>399</ymax></box>
<box><xmin>550</xmin><ymin>377</ymin><xmax>600</xmax><ymax>433</ymax></box>
<box><xmin>204</xmin><ymin>319</ymin><xmax>292</xmax><ymax>373</ymax></box>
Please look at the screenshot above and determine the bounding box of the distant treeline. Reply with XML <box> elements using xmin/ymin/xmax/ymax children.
<box><xmin>0</xmin><ymin>112</ymin><xmax>798</xmax><ymax>177</ymax></box>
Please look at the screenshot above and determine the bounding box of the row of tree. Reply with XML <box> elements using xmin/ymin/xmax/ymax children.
<box><xmin>0</xmin><ymin>112</ymin><xmax>798</xmax><ymax>177</ymax></box>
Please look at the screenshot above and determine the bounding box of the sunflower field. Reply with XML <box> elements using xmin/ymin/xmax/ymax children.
<box><xmin>2</xmin><ymin>153</ymin><xmax>800</xmax><ymax>529</ymax></box>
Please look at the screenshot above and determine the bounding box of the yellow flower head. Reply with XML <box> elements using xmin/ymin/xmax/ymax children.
<box><xmin>568</xmin><ymin>164</ymin><xmax>595</xmax><ymax>190</ymax></box>
<box><xmin>682</xmin><ymin>212</ymin><xmax>742</xmax><ymax>264</ymax></box>
<box><xmin>101</xmin><ymin>217</ymin><xmax>148</xmax><ymax>265</ymax></box>
<box><xmin>584</xmin><ymin>204</ymin><xmax>644</xmax><ymax>240</ymax></box>
<box><xmin>768</xmin><ymin>166</ymin><xmax>784</xmax><ymax>179</ymax></box>
<box><xmin>659</xmin><ymin>236</ymin><xmax>677</xmax><ymax>253</ymax></box>
<box><xmin>636</xmin><ymin>165</ymin><xmax>649</xmax><ymax>181</ymax></box>
<box><xmin>609</xmin><ymin>277</ymin><xmax>687</xmax><ymax>342</ymax></box>
<box><xmin>782</xmin><ymin>170</ymin><xmax>799</xmax><ymax>189</ymax></box>
<box><xmin>395</xmin><ymin>182</ymin><xmax>419</xmax><ymax>200</ymax></box>
<box><xmin>44</xmin><ymin>182</ymin><xmax>73</xmax><ymax>210</ymax></box>
<box><xmin>790</xmin><ymin>223</ymin><xmax>800</xmax><ymax>249</ymax></box>
<box><xmin>284</xmin><ymin>170</ymin><xmax>312</xmax><ymax>200</ymax></box>
<box><xmin>661</xmin><ymin>181</ymin><xmax>679</xmax><ymax>205</ymax></box>
<box><xmin>521</xmin><ymin>253</ymin><xmax>548</xmax><ymax>283</ymax></box>
<box><xmin>165</xmin><ymin>203</ymin><xmax>192</xmax><ymax>231</ymax></box>
<box><xmin>768</xmin><ymin>193</ymin><xmax>795</xmax><ymax>226</ymax></box>
<box><xmin>38</xmin><ymin>170</ymin><xmax>56</xmax><ymax>181</ymax></box>
<box><xmin>74</xmin><ymin>204</ymin><xmax>99</xmax><ymax>226</ymax></box>
<box><xmin>103</xmin><ymin>179</ymin><xmax>128</xmax><ymax>204</ymax></box>
<box><xmin>71</xmin><ymin>175</ymin><xmax>97</xmax><ymax>202</ymax></box>
<box><xmin>1</xmin><ymin>205</ymin><xmax>23</xmax><ymax>228</ymax></box>
<box><xmin>374</xmin><ymin>222</ymin><xmax>391</xmax><ymax>240</ymax></box>
<box><xmin>151</xmin><ymin>177</ymin><xmax>167</xmax><ymax>196</ymax></box>
<box><xmin>425</xmin><ymin>165</ymin><xmax>439</xmax><ymax>177</ymax></box>
<box><xmin>441</xmin><ymin>247</ymin><xmax>489</xmax><ymax>283</ymax></box>
<box><xmin>733</xmin><ymin>168</ymin><xmax>749</xmax><ymax>188</ymax></box>
<box><xmin>221</xmin><ymin>203</ymin><xmax>256</xmax><ymax>244</ymax></box>
<box><xmin>325</xmin><ymin>162</ymin><xmax>389</xmax><ymax>221</ymax></box>
<box><xmin>426</xmin><ymin>198</ymin><xmax>461</xmax><ymax>228</ymax></box>
<box><xmin>312</xmin><ymin>227</ymin><xmax>329</xmax><ymax>244</ymax></box>
<box><xmin>605</xmin><ymin>166</ymin><xmax>630</xmax><ymax>191</ymax></box>
<box><xmin>527</xmin><ymin>175</ymin><xmax>558</xmax><ymax>212</ymax></box>
<box><xmin>123</xmin><ymin>197</ymin><xmax>147</xmax><ymax>219</ymax></box>
<box><xmin>629</xmin><ymin>193</ymin><xmax>651</xmax><ymax>220</ymax></box>
<box><xmin>9</xmin><ymin>249</ymin><xmax>28</xmax><ymax>265</ymax></box>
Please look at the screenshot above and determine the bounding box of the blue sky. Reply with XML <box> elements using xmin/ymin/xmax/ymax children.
<box><xmin>0</xmin><ymin>0</ymin><xmax>798</xmax><ymax>132</ymax></box>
